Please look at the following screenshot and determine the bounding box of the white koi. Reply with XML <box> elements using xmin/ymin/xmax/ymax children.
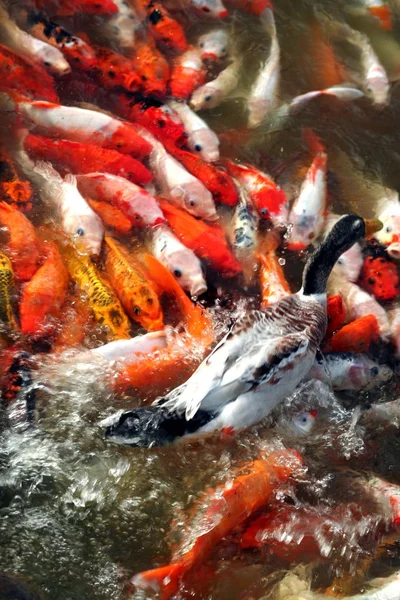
<box><xmin>190</xmin><ymin>57</ymin><xmax>240</xmax><ymax>111</ymax></box>
<box><xmin>167</xmin><ymin>100</ymin><xmax>220</xmax><ymax>162</ymax></box>
<box><xmin>197</xmin><ymin>28</ymin><xmax>229</xmax><ymax>62</ymax></box>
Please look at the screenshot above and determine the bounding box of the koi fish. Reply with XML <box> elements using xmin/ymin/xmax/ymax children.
<box><xmin>190</xmin><ymin>57</ymin><xmax>240</xmax><ymax>111</ymax></box>
<box><xmin>86</xmin><ymin>198</ymin><xmax>132</xmax><ymax>235</ymax></box>
<box><xmin>131</xmin><ymin>449</ymin><xmax>302</xmax><ymax>600</ymax></box>
<box><xmin>104</xmin><ymin>236</ymin><xmax>163</xmax><ymax>331</ymax></box>
<box><xmin>373</xmin><ymin>189</ymin><xmax>400</xmax><ymax>258</ymax></box>
<box><xmin>33</xmin><ymin>162</ymin><xmax>104</xmax><ymax>256</ymax></box>
<box><xmin>258</xmin><ymin>229</ymin><xmax>290</xmax><ymax>308</ymax></box>
<box><xmin>0</xmin><ymin>252</ymin><xmax>17</xmax><ymax>329</ymax></box>
<box><xmin>289</xmin><ymin>85</ymin><xmax>364</xmax><ymax>115</ymax></box>
<box><xmin>224</xmin><ymin>0</ymin><xmax>272</xmax><ymax>17</ymax></box>
<box><xmin>34</xmin><ymin>0</ymin><xmax>118</xmax><ymax>17</ymax></box>
<box><xmin>134</xmin><ymin>40</ymin><xmax>170</xmax><ymax>98</ymax></box>
<box><xmin>349</xmin><ymin>0</ymin><xmax>394</xmax><ymax>31</ymax></box>
<box><xmin>90</xmin><ymin>47</ymin><xmax>140</xmax><ymax>93</ymax></box>
<box><xmin>90</xmin><ymin>331</ymin><xmax>167</xmax><ymax>363</ymax></box>
<box><xmin>159</xmin><ymin>200</ymin><xmax>242</xmax><ymax>277</ymax></box>
<box><xmin>165</xmin><ymin>143</ymin><xmax>237</xmax><ymax>207</ymax></box>
<box><xmin>287</xmin><ymin>133</ymin><xmax>328</xmax><ymax>251</ymax></box>
<box><xmin>326</xmin><ymin>295</ymin><xmax>346</xmax><ymax>335</ymax></box>
<box><xmin>307</xmin><ymin>20</ymin><xmax>348</xmax><ymax>90</ymax></box>
<box><xmin>51</xmin><ymin>293</ymin><xmax>91</xmax><ymax>352</ymax></box>
<box><xmin>357</xmin><ymin>30</ymin><xmax>390</xmax><ymax>106</ymax></box>
<box><xmin>0</xmin><ymin>202</ymin><xmax>40</xmax><ymax>281</ymax></box>
<box><xmin>64</xmin><ymin>249</ymin><xmax>131</xmax><ymax>342</ymax></box>
<box><xmin>230</xmin><ymin>182</ymin><xmax>259</xmax><ymax>283</ymax></box>
<box><xmin>25</xmin><ymin>12</ymin><xmax>97</xmax><ymax>71</ymax></box>
<box><xmin>167</xmin><ymin>100</ymin><xmax>220</xmax><ymax>162</ymax></box>
<box><xmin>0</xmin><ymin>5</ymin><xmax>70</xmax><ymax>76</ymax></box>
<box><xmin>327</xmin><ymin>314</ymin><xmax>380</xmax><ymax>353</ymax></box>
<box><xmin>307</xmin><ymin>352</ymin><xmax>392</xmax><ymax>391</ymax></box>
<box><xmin>324</xmin><ymin>214</ymin><xmax>364</xmax><ymax>282</ymax></box>
<box><xmin>359</xmin><ymin>253</ymin><xmax>400</xmax><ymax>302</ymax></box>
<box><xmin>169</xmin><ymin>46</ymin><xmax>206</xmax><ymax>99</ymax></box>
<box><xmin>185</xmin><ymin>0</ymin><xmax>228</xmax><ymax>18</ymax></box>
<box><xmin>15</xmin><ymin>98</ymin><xmax>152</xmax><ymax>159</ymax></box>
<box><xmin>76</xmin><ymin>173</ymin><xmax>165</xmax><ymax>227</ymax></box>
<box><xmin>0</xmin><ymin>150</ymin><xmax>33</xmax><ymax>212</ymax></box>
<box><xmin>19</xmin><ymin>240</ymin><xmax>68</xmax><ymax>338</ymax></box>
<box><xmin>247</xmin><ymin>24</ymin><xmax>280</xmax><ymax>128</ymax></box>
<box><xmin>24</xmin><ymin>134</ymin><xmax>152</xmax><ymax>186</ymax></box>
<box><xmin>152</xmin><ymin>224</ymin><xmax>207</xmax><ymax>297</ymax></box>
<box><xmin>0</xmin><ymin>44</ymin><xmax>58</xmax><ymax>103</ymax></box>
<box><xmin>226</xmin><ymin>160</ymin><xmax>288</xmax><ymax>226</ymax></box>
<box><xmin>135</xmin><ymin>0</ymin><xmax>187</xmax><ymax>54</ymax></box>
<box><xmin>94</xmin><ymin>0</ymin><xmax>139</xmax><ymax>53</ymax></box>
<box><xmin>197</xmin><ymin>28</ymin><xmax>229</xmax><ymax>62</ymax></box>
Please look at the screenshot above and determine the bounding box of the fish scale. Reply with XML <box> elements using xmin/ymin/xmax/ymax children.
<box><xmin>0</xmin><ymin>252</ymin><xmax>16</xmax><ymax>328</ymax></box>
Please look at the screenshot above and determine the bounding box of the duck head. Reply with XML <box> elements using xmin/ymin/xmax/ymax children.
<box><xmin>302</xmin><ymin>215</ymin><xmax>382</xmax><ymax>298</ymax></box>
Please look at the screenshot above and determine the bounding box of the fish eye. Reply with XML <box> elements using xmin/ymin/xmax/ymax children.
<box><xmin>301</xmin><ymin>416</ymin><xmax>307</xmax><ymax>423</ymax></box>
<box><xmin>174</xmin><ymin>269</ymin><xmax>182</xmax><ymax>278</ymax></box>
<box><xmin>189</xmin><ymin>200</ymin><xmax>196</xmax><ymax>206</ymax></box>
<box><xmin>108</xmin><ymin>70</ymin><xmax>116</xmax><ymax>78</ymax></box>
<box><xmin>200</xmin><ymin>42</ymin><xmax>204</xmax><ymax>48</ymax></box>
<box><xmin>386</xmin><ymin>226</ymin><xmax>392</xmax><ymax>232</ymax></box>
<box><xmin>221</xmin><ymin>47</ymin><xmax>226</xmax><ymax>52</ymax></box>
<box><xmin>135</xmin><ymin>214</ymin><xmax>142</xmax><ymax>220</ymax></box>
<box><xmin>202</xmin><ymin>6</ymin><xmax>210</xmax><ymax>11</ymax></box>
<box><xmin>205</xmin><ymin>95</ymin><xmax>212</xmax><ymax>101</ymax></box>
<box><xmin>134</xmin><ymin>306</ymin><xmax>141</xmax><ymax>315</ymax></box>
<box><xmin>44</xmin><ymin>61</ymin><xmax>51</xmax><ymax>67</ymax></box>
<box><xmin>194</xmin><ymin>143</ymin><xmax>202</xmax><ymax>151</ymax></box>
<box><xmin>337</xmin><ymin>257</ymin><xmax>344</xmax><ymax>264</ymax></box>
<box><xmin>141</xmin><ymin>74</ymin><xmax>148</xmax><ymax>81</ymax></box>
<box><xmin>76</xmin><ymin>228</ymin><xmax>85</xmax><ymax>236</ymax></box>
<box><xmin>370</xmin><ymin>366</ymin><xmax>379</xmax><ymax>376</ymax></box>
<box><xmin>260</xmin><ymin>208</ymin><xmax>269</xmax><ymax>217</ymax></box>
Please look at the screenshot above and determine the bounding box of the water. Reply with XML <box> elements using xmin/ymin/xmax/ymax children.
<box><xmin>1</xmin><ymin>0</ymin><xmax>400</xmax><ymax>598</ymax></box>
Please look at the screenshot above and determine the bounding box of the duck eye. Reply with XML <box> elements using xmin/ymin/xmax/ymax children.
<box><xmin>174</xmin><ymin>269</ymin><xmax>182</xmax><ymax>278</ymax></box>
<box><xmin>134</xmin><ymin>307</ymin><xmax>141</xmax><ymax>315</ymax></box>
<box><xmin>301</xmin><ymin>416</ymin><xmax>307</xmax><ymax>423</ymax></box>
<box><xmin>76</xmin><ymin>228</ymin><xmax>85</xmax><ymax>236</ymax></box>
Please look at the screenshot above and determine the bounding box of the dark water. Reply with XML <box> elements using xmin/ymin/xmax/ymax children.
<box><xmin>1</xmin><ymin>1</ymin><xmax>400</xmax><ymax>599</ymax></box>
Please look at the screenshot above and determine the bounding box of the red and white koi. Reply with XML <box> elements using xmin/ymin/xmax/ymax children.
<box><xmin>33</xmin><ymin>162</ymin><xmax>104</xmax><ymax>256</ymax></box>
<box><xmin>324</xmin><ymin>214</ymin><xmax>364</xmax><ymax>282</ymax></box>
<box><xmin>185</xmin><ymin>0</ymin><xmax>229</xmax><ymax>18</ymax></box>
<box><xmin>307</xmin><ymin>352</ymin><xmax>392</xmax><ymax>391</ymax></box>
<box><xmin>0</xmin><ymin>5</ymin><xmax>70</xmax><ymax>75</ymax></box>
<box><xmin>289</xmin><ymin>85</ymin><xmax>364</xmax><ymax>115</ymax></box>
<box><xmin>197</xmin><ymin>28</ymin><xmax>229</xmax><ymax>62</ymax></box>
<box><xmin>169</xmin><ymin>46</ymin><xmax>206</xmax><ymax>99</ymax></box>
<box><xmin>167</xmin><ymin>100</ymin><xmax>220</xmax><ymax>162</ymax></box>
<box><xmin>76</xmin><ymin>173</ymin><xmax>165</xmax><ymax>227</ymax></box>
<box><xmin>373</xmin><ymin>189</ymin><xmax>400</xmax><ymax>258</ymax></box>
<box><xmin>190</xmin><ymin>57</ymin><xmax>241</xmax><ymax>111</ymax></box>
<box><xmin>248</xmin><ymin>25</ymin><xmax>280</xmax><ymax>128</ymax></box>
<box><xmin>151</xmin><ymin>224</ymin><xmax>207</xmax><ymax>297</ymax></box>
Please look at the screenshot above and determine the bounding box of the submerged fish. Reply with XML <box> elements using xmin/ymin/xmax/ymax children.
<box><xmin>326</xmin><ymin>295</ymin><xmax>346</xmax><ymax>334</ymax></box>
<box><xmin>327</xmin><ymin>314</ymin><xmax>380</xmax><ymax>353</ymax></box>
<box><xmin>168</xmin><ymin>100</ymin><xmax>220</xmax><ymax>162</ymax></box>
<box><xmin>0</xmin><ymin>149</ymin><xmax>33</xmax><ymax>212</ymax></box>
<box><xmin>133</xmin><ymin>40</ymin><xmax>170</xmax><ymax>98</ymax></box>
<box><xmin>307</xmin><ymin>352</ymin><xmax>392</xmax><ymax>391</ymax></box>
<box><xmin>169</xmin><ymin>46</ymin><xmax>206</xmax><ymax>99</ymax></box>
<box><xmin>258</xmin><ymin>229</ymin><xmax>290</xmax><ymax>308</ymax></box>
<box><xmin>190</xmin><ymin>57</ymin><xmax>240</xmax><ymax>110</ymax></box>
<box><xmin>0</xmin><ymin>252</ymin><xmax>16</xmax><ymax>329</ymax></box>
<box><xmin>373</xmin><ymin>189</ymin><xmax>400</xmax><ymax>259</ymax></box>
<box><xmin>184</xmin><ymin>0</ymin><xmax>229</xmax><ymax>18</ymax></box>
<box><xmin>86</xmin><ymin>198</ymin><xmax>132</xmax><ymax>235</ymax></box>
<box><xmin>35</xmin><ymin>0</ymin><xmax>118</xmax><ymax>16</ymax></box>
<box><xmin>0</xmin><ymin>202</ymin><xmax>40</xmax><ymax>281</ymax></box>
<box><xmin>230</xmin><ymin>182</ymin><xmax>259</xmax><ymax>282</ymax></box>
<box><xmin>359</xmin><ymin>253</ymin><xmax>400</xmax><ymax>302</ymax></box>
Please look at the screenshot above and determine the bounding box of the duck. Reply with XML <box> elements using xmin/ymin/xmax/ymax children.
<box><xmin>103</xmin><ymin>215</ymin><xmax>381</xmax><ymax>448</ymax></box>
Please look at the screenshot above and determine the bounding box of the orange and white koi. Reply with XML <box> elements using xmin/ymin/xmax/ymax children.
<box><xmin>258</xmin><ymin>229</ymin><xmax>290</xmax><ymax>308</ymax></box>
<box><xmin>168</xmin><ymin>100</ymin><xmax>220</xmax><ymax>162</ymax></box>
<box><xmin>15</xmin><ymin>98</ymin><xmax>152</xmax><ymax>159</ymax></box>
<box><xmin>0</xmin><ymin>201</ymin><xmax>40</xmax><ymax>281</ymax></box>
<box><xmin>197</xmin><ymin>28</ymin><xmax>229</xmax><ymax>62</ymax></box>
<box><xmin>86</xmin><ymin>198</ymin><xmax>132</xmax><ymax>235</ymax></box>
<box><xmin>287</xmin><ymin>134</ymin><xmax>327</xmax><ymax>251</ymax></box>
<box><xmin>76</xmin><ymin>172</ymin><xmax>165</xmax><ymax>227</ymax></box>
<box><xmin>169</xmin><ymin>46</ymin><xmax>206</xmax><ymax>100</ymax></box>
<box><xmin>226</xmin><ymin>160</ymin><xmax>288</xmax><ymax>226</ymax></box>
<box><xmin>152</xmin><ymin>224</ymin><xmax>207</xmax><ymax>297</ymax></box>
<box><xmin>307</xmin><ymin>352</ymin><xmax>392</xmax><ymax>391</ymax></box>
<box><xmin>90</xmin><ymin>331</ymin><xmax>167</xmax><ymax>364</ymax></box>
<box><xmin>131</xmin><ymin>449</ymin><xmax>302</xmax><ymax>600</ymax></box>
<box><xmin>190</xmin><ymin>57</ymin><xmax>240</xmax><ymax>110</ymax></box>
<box><xmin>0</xmin><ymin>5</ymin><xmax>70</xmax><ymax>76</ymax></box>
<box><xmin>19</xmin><ymin>240</ymin><xmax>68</xmax><ymax>338</ymax></box>
<box><xmin>348</xmin><ymin>0</ymin><xmax>394</xmax><ymax>31</ymax></box>
<box><xmin>33</xmin><ymin>162</ymin><xmax>104</xmax><ymax>256</ymax></box>
<box><xmin>248</xmin><ymin>24</ymin><xmax>280</xmax><ymax>128</ymax></box>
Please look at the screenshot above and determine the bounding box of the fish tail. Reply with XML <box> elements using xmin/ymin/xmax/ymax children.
<box><xmin>131</xmin><ymin>563</ymin><xmax>184</xmax><ymax>599</ymax></box>
<box><xmin>257</xmin><ymin>229</ymin><xmax>281</xmax><ymax>255</ymax></box>
<box><xmin>33</xmin><ymin>160</ymin><xmax>63</xmax><ymax>183</ymax></box>
<box><xmin>302</xmin><ymin>127</ymin><xmax>324</xmax><ymax>155</ymax></box>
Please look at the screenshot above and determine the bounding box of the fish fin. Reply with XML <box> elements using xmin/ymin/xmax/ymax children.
<box><xmin>33</xmin><ymin>160</ymin><xmax>63</xmax><ymax>183</ymax></box>
<box><xmin>302</xmin><ymin>127</ymin><xmax>324</xmax><ymax>155</ymax></box>
<box><xmin>131</xmin><ymin>563</ymin><xmax>184</xmax><ymax>597</ymax></box>
<box><xmin>64</xmin><ymin>173</ymin><xmax>78</xmax><ymax>187</ymax></box>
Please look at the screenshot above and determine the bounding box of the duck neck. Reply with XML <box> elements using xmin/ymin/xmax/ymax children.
<box><xmin>302</xmin><ymin>239</ymin><xmax>343</xmax><ymax>298</ymax></box>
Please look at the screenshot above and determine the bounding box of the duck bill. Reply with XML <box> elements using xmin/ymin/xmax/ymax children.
<box><xmin>364</xmin><ymin>218</ymin><xmax>383</xmax><ymax>236</ymax></box>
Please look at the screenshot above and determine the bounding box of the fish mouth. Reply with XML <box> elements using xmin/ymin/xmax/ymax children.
<box><xmin>190</xmin><ymin>282</ymin><xmax>207</xmax><ymax>297</ymax></box>
<box><xmin>364</xmin><ymin>218</ymin><xmax>383</xmax><ymax>236</ymax></box>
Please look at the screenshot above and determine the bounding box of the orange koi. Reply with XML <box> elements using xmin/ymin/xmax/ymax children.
<box><xmin>359</xmin><ymin>253</ymin><xmax>400</xmax><ymax>303</ymax></box>
<box><xmin>134</xmin><ymin>41</ymin><xmax>170</xmax><ymax>98</ymax></box>
<box><xmin>0</xmin><ymin>202</ymin><xmax>40</xmax><ymax>281</ymax></box>
<box><xmin>326</xmin><ymin>295</ymin><xmax>346</xmax><ymax>335</ymax></box>
<box><xmin>159</xmin><ymin>200</ymin><xmax>242</xmax><ymax>277</ymax></box>
<box><xmin>34</xmin><ymin>0</ymin><xmax>118</xmax><ymax>17</ymax></box>
<box><xmin>327</xmin><ymin>314</ymin><xmax>380</xmax><ymax>353</ymax></box>
<box><xmin>91</xmin><ymin>47</ymin><xmax>141</xmax><ymax>93</ymax></box>
<box><xmin>136</xmin><ymin>0</ymin><xmax>187</xmax><ymax>54</ymax></box>
<box><xmin>169</xmin><ymin>46</ymin><xmax>206</xmax><ymax>99</ymax></box>
<box><xmin>164</xmin><ymin>143</ymin><xmax>238</xmax><ymax>206</ymax></box>
<box><xmin>24</xmin><ymin>135</ymin><xmax>153</xmax><ymax>186</ymax></box>
<box><xmin>0</xmin><ymin>151</ymin><xmax>33</xmax><ymax>212</ymax></box>
<box><xmin>258</xmin><ymin>230</ymin><xmax>290</xmax><ymax>308</ymax></box>
<box><xmin>86</xmin><ymin>199</ymin><xmax>132</xmax><ymax>235</ymax></box>
<box><xmin>104</xmin><ymin>237</ymin><xmax>163</xmax><ymax>331</ymax></box>
<box><xmin>0</xmin><ymin>44</ymin><xmax>58</xmax><ymax>103</ymax></box>
<box><xmin>51</xmin><ymin>294</ymin><xmax>91</xmax><ymax>352</ymax></box>
<box><xmin>131</xmin><ymin>449</ymin><xmax>302</xmax><ymax>600</ymax></box>
<box><xmin>20</xmin><ymin>241</ymin><xmax>69</xmax><ymax>338</ymax></box>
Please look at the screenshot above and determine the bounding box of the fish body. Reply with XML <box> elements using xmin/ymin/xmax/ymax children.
<box><xmin>295</xmin><ymin>572</ymin><xmax>400</xmax><ymax>600</ymax></box>
<box><xmin>76</xmin><ymin>172</ymin><xmax>165</xmax><ymax>227</ymax></box>
<box><xmin>326</xmin><ymin>295</ymin><xmax>346</xmax><ymax>334</ymax></box>
<box><xmin>64</xmin><ymin>250</ymin><xmax>131</xmax><ymax>341</ymax></box>
<box><xmin>134</xmin><ymin>40</ymin><xmax>170</xmax><ymax>97</ymax></box>
<box><xmin>169</xmin><ymin>46</ymin><xmax>206</xmax><ymax>99</ymax></box>
<box><xmin>104</xmin><ymin>236</ymin><xmax>163</xmax><ymax>331</ymax></box>
<box><xmin>0</xmin><ymin>149</ymin><xmax>33</xmax><ymax>212</ymax></box>
<box><xmin>190</xmin><ymin>58</ymin><xmax>240</xmax><ymax>110</ymax></box>
<box><xmin>227</xmin><ymin>160</ymin><xmax>288</xmax><ymax>226</ymax></box>
<box><xmin>87</xmin><ymin>198</ymin><xmax>132</xmax><ymax>235</ymax></box>
<box><xmin>90</xmin><ymin>47</ymin><xmax>140</xmax><ymax>93</ymax></box>
<box><xmin>20</xmin><ymin>241</ymin><xmax>68</xmax><ymax>338</ymax></box>
<box><xmin>359</xmin><ymin>254</ymin><xmax>400</xmax><ymax>302</ymax></box>
<box><xmin>359</xmin><ymin>32</ymin><xmax>390</xmax><ymax>106</ymax></box>
<box><xmin>258</xmin><ymin>230</ymin><xmax>290</xmax><ymax>308</ymax></box>
<box><xmin>354</xmin><ymin>0</ymin><xmax>394</xmax><ymax>30</ymax></box>
<box><xmin>231</xmin><ymin>183</ymin><xmax>259</xmax><ymax>254</ymax></box>
<box><xmin>197</xmin><ymin>28</ymin><xmax>229</xmax><ymax>62</ymax></box>
<box><xmin>136</xmin><ymin>0</ymin><xmax>187</xmax><ymax>54</ymax></box>
<box><xmin>185</xmin><ymin>0</ymin><xmax>229</xmax><ymax>17</ymax></box>
<box><xmin>152</xmin><ymin>224</ymin><xmax>207</xmax><ymax>297</ymax></box>
<box><xmin>17</xmin><ymin>99</ymin><xmax>152</xmax><ymax>158</ymax></box>
<box><xmin>0</xmin><ymin>43</ymin><xmax>58</xmax><ymax>103</ymax></box>
<box><xmin>118</xmin><ymin>98</ymin><xmax>185</xmax><ymax>146</ymax></box>
<box><xmin>327</xmin><ymin>314</ymin><xmax>380</xmax><ymax>353</ymax></box>
<box><xmin>159</xmin><ymin>200</ymin><xmax>242</xmax><ymax>276</ymax></box>
<box><xmin>91</xmin><ymin>331</ymin><xmax>167</xmax><ymax>363</ymax></box>
<box><xmin>289</xmin><ymin>86</ymin><xmax>364</xmax><ymax>115</ymax></box>
<box><xmin>0</xmin><ymin>202</ymin><xmax>40</xmax><ymax>281</ymax></box>
<box><xmin>131</xmin><ymin>450</ymin><xmax>301</xmax><ymax>600</ymax></box>
<box><xmin>374</xmin><ymin>190</ymin><xmax>400</xmax><ymax>258</ymax></box>
<box><xmin>24</xmin><ymin>134</ymin><xmax>152</xmax><ymax>185</ymax></box>
<box><xmin>35</xmin><ymin>0</ymin><xmax>118</xmax><ymax>16</ymax></box>
<box><xmin>0</xmin><ymin>252</ymin><xmax>16</xmax><ymax>328</ymax></box>
<box><xmin>168</xmin><ymin>100</ymin><xmax>220</xmax><ymax>162</ymax></box>
<box><xmin>307</xmin><ymin>352</ymin><xmax>392</xmax><ymax>391</ymax></box>
<box><xmin>96</xmin><ymin>0</ymin><xmax>139</xmax><ymax>53</ymax></box>
<box><xmin>33</xmin><ymin>162</ymin><xmax>104</xmax><ymax>256</ymax></box>
<box><xmin>248</xmin><ymin>29</ymin><xmax>280</xmax><ymax>128</ymax></box>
